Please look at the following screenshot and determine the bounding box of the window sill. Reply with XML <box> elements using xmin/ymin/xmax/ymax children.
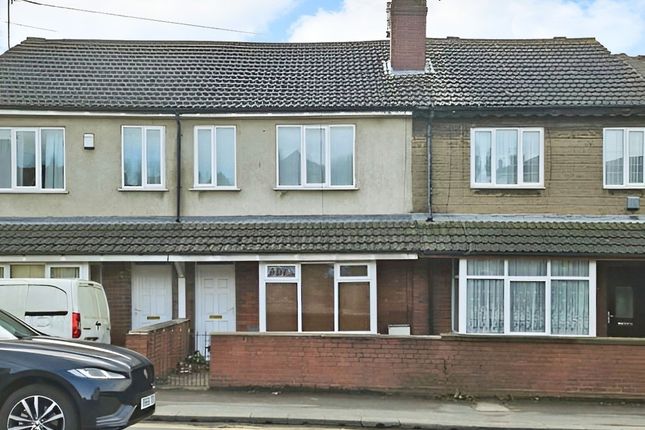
<box><xmin>604</xmin><ymin>186</ymin><xmax>645</xmax><ymax>190</ymax></box>
<box><xmin>118</xmin><ymin>187</ymin><xmax>169</xmax><ymax>192</ymax></box>
<box><xmin>190</xmin><ymin>186</ymin><xmax>241</xmax><ymax>192</ymax></box>
<box><xmin>471</xmin><ymin>185</ymin><xmax>545</xmax><ymax>190</ymax></box>
<box><xmin>274</xmin><ymin>186</ymin><xmax>359</xmax><ymax>191</ymax></box>
<box><xmin>0</xmin><ymin>189</ymin><xmax>68</xmax><ymax>194</ymax></box>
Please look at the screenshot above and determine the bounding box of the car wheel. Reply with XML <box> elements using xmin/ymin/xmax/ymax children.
<box><xmin>0</xmin><ymin>384</ymin><xmax>78</xmax><ymax>430</ymax></box>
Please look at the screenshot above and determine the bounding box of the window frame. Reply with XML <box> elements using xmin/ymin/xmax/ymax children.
<box><xmin>457</xmin><ymin>258</ymin><xmax>596</xmax><ymax>337</ymax></box>
<box><xmin>275</xmin><ymin>124</ymin><xmax>357</xmax><ymax>190</ymax></box>
<box><xmin>46</xmin><ymin>264</ymin><xmax>88</xmax><ymax>279</ymax></box>
<box><xmin>258</xmin><ymin>261</ymin><xmax>376</xmax><ymax>333</ymax></box>
<box><xmin>120</xmin><ymin>125</ymin><xmax>166</xmax><ymax>190</ymax></box>
<box><xmin>603</xmin><ymin>127</ymin><xmax>645</xmax><ymax>189</ymax></box>
<box><xmin>0</xmin><ymin>265</ymin><xmax>7</xmax><ymax>279</ymax></box>
<box><xmin>192</xmin><ymin>125</ymin><xmax>238</xmax><ymax>190</ymax></box>
<box><xmin>470</xmin><ymin>127</ymin><xmax>545</xmax><ymax>189</ymax></box>
<box><xmin>0</xmin><ymin>127</ymin><xmax>66</xmax><ymax>193</ymax></box>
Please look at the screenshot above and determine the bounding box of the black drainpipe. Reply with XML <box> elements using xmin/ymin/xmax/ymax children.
<box><xmin>426</xmin><ymin>109</ymin><xmax>434</xmax><ymax>222</ymax></box>
<box><xmin>175</xmin><ymin>112</ymin><xmax>182</xmax><ymax>223</ymax></box>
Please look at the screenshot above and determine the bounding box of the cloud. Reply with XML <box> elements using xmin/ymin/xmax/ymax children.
<box><xmin>2</xmin><ymin>0</ymin><xmax>298</xmax><ymax>50</ymax></box>
<box><xmin>288</xmin><ymin>0</ymin><xmax>645</xmax><ymax>54</ymax></box>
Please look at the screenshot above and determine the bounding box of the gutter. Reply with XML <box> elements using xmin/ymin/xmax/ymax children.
<box><xmin>175</xmin><ymin>113</ymin><xmax>182</xmax><ymax>223</ymax></box>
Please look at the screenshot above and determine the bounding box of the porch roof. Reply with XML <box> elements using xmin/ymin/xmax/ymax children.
<box><xmin>0</xmin><ymin>215</ymin><xmax>643</xmax><ymax>257</ymax></box>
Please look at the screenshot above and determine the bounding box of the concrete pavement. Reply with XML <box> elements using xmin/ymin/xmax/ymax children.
<box><xmin>150</xmin><ymin>389</ymin><xmax>645</xmax><ymax>429</ymax></box>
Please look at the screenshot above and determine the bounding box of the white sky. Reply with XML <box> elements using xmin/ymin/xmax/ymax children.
<box><xmin>2</xmin><ymin>0</ymin><xmax>644</xmax><ymax>55</ymax></box>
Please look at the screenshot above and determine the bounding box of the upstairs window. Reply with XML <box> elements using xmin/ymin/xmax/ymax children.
<box><xmin>122</xmin><ymin>126</ymin><xmax>165</xmax><ymax>190</ymax></box>
<box><xmin>194</xmin><ymin>126</ymin><xmax>237</xmax><ymax>189</ymax></box>
<box><xmin>0</xmin><ymin>128</ymin><xmax>65</xmax><ymax>191</ymax></box>
<box><xmin>604</xmin><ymin>128</ymin><xmax>645</xmax><ymax>188</ymax></box>
<box><xmin>276</xmin><ymin>125</ymin><xmax>355</xmax><ymax>189</ymax></box>
<box><xmin>471</xmin><ymin>128</ymin><xmax>544</xmax><ymax>188</ymax></box>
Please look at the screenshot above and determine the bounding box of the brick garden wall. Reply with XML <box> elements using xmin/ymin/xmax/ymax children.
<box><xmin>210</xmin><ymin>333</ymin><xmax>645</xmax><ymax>399</ymax></box>
<box><xmin>126</xmin><ymin>319</ymin><xmax>190</xmax><ymax>378</ymax></box>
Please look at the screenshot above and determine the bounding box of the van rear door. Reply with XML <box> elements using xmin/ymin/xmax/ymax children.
<box><xmin>78</xmin><ymin>284</ymin><xmax>101</xmax><ymax>341</ymax></box>
<box><xmin>24</xmin><ymin>284</ymin><xmax>70</xmax><ymax>337</ymax></box>
<box><xmin>0</xmin><ymin>283</ymin><xmax>28</xmax><ymax>318</ymax></box>
<box><xmin>94</xmin><ymin>285</ymin><xmax>111</xmax><ymax>344</ymax></box>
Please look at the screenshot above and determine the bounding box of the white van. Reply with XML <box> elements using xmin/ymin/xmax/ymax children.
<box><xmin>0</xmin><ymin>279</ymin><xmax>111</xmax><ymax>343</ymax></box>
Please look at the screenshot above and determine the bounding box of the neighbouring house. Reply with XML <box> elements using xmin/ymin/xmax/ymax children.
<box><xmin>1</xmin><ymin>0</ymin><xmax>645</xmax><ymax>398</ymax></box>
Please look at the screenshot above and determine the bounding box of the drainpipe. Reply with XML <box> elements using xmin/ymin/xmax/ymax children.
<box><xmin>426</xmin><ymin>109</ymin><xmax>434</xmax><ymax>222</ymax></box>
<box><xmin>175</xmin><ymin>112</ymin><xmax>182</xmax><ymax>223</ymax></box>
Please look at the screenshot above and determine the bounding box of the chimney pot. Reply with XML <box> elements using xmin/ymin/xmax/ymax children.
<box><xmin>388</xmin><ymin>0</ymin><xmax>428</xmax><ymax>72</ymax></box>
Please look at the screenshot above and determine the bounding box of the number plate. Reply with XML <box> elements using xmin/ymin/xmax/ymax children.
<box><xmin>141</xmin><ymin>393</ymin><xmax>156</xmax><ymax>410</ymax></box>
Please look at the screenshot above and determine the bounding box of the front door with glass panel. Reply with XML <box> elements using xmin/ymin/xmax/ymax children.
<box><xmin>196</xmin><ymin>265</ymin><xmax>236</xmax><ymax>358</ymax></box>
<box><xmin>608</xmin><ymin>268</ymin><xmax>644</xmax><ymax>337</ymax></box>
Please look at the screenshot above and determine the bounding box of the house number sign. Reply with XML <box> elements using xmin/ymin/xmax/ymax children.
<box><xmin>267</xmin><ymin>265</ymin><xmax>296</xmax><ymax>278</ymax></box>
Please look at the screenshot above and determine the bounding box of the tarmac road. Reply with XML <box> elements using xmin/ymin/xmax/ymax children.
<box><xmin>133</xmin><ymin>423</ymin><xmax>352</xmax><ymax>430</ymax></box>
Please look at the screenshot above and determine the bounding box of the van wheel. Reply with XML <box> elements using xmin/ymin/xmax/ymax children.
<box><xmin>0</xmin><ymin>384</ymin><xmax>78</xmax><ymax>430</ymax></box>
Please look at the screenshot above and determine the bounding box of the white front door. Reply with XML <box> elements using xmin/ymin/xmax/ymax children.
<box><xmin>132</xmin><ymin>264</ymin><xmax>172</xmax><ymax>330</ymax></box>
<box><xmin>196</xmin><ymin>264</ymin><xmax>236</xmax><ymax>357</ymax></box>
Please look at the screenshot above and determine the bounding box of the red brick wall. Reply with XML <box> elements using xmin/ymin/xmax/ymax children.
<box><xmin>126</xmin><ymin>319</ymin><xmax>190</xmax><ymax>378</ymax></box>
<box><xmin>210</xmin><ymin>333</ymin><xmax>645</xmax><ymax>399</ymax></box>
<box><xmin>102</xmin><ymin>262</ymin><xmax>132</xmax><ymax>346</ymax></box>
<box><xmin>236</xmin><ymin>262</ymin><xmax>259</xmax><ymax>332</ymax></box>
<box><xmin>429</xmin><ymin>259</ymin><xmax>453</xmax><ymax>334</ymax></box>
<box><xmin>377</xmin><ymin>260</ymin><xmax>430</xmax><ymax>335</ymax></box>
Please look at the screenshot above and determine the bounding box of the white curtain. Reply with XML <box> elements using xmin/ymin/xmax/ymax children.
<box><xmin>551</xmin><ymin>280</ymin><xmax>589</xmax><ymax>335</ymax></box>
<box><xmin>216</xmin><ymin>127</ymin><xmax>236</xmax><ymax>186</ymax></box>
<box><xmin>0</xmin><ymin>130</ymin><xmax>10</xmax><ymax>188</ymax></box>
<box><xmin>278</xmin><ymin>127</ymin><xmax>301</xmax><ymax>186</ymax></box>
<box><xmin>16</xmin><ymin>130</ymin><xmax>36</xmax><ymax>187</ymax></box>
<box><xmin>551</xmin><ymin>259</ymin><xmax>589</xmax><ymax>277</ymax></box>
<box><xmin>496</xmin><ymin>130</ymin><xmax>518</xmax><ymax>184</ymax></box>
<box><xmin>511</xmin><ymin>281</ymin><xmax>545</xmax><ymax>332</ymax></box>
<box><xmin>604</xmin><ymin>129</ymin><xmax>624</xmax><ymax>185</ymax></box>
<box><xmin>467</xmin><ymin>279</ymin><xmax>504</xmax><ymax>333</ymax></box>
<box><xmin>467</xmin><ymin>259</ymin><xmax>504</xmax><ymax>276</ymax></box>
<box><xmin>330</xmin><ymin>126</ymin><xmax>353</xmax><ymax>186</ymax></box>
<box><xmin>41</xmin><ymin>129</ymin><xmax>64</xmax><ymax>189</ymax></box>
<box><xmin>123</xmin><ymin>127</ymin><xmax>142</xmax><ymax>186</ymax></box>
<box><xmin>197</xmin><ymin>129</ymin><xmax>212</xmax><ymax>185</ymax></box>
<box><xmin>522</xmin><ymin>131</ymin><xmax>540</xmax><ymax>183</ymax></box>
<box><xmin>145</xmin><ymin>129</ymin><xmax>161</xmax><ymax>185</ymax></box>
<box><xmin>474</xmin><ymin>131</ymin><xmax>492</xmax><ymax>183</ymax></box>
<box><xmin>629</xmin><ymin>131</ymin><xmax>644</xmax><ymax>184</ymax></box>
<box><xmin>509</xmin><ymin>258</ymin><xmax>547</xmax><ymax>276</ymax></box>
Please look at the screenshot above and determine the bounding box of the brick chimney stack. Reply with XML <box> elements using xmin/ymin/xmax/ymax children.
<box><xmin>388</xmin><ymin>0</ymin><xmax>428</xmax><ymax>72</ymax></box>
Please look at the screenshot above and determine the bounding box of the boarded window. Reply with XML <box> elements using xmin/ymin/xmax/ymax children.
<box><xmin>302</xmin><ymin>264</ymin><xmax>334</xmax><ymax>332</ymax></box>
<box><xmin>266</xmin><ymin>283</ymin><xmax>297</xmax><ymax>331</ymax></box>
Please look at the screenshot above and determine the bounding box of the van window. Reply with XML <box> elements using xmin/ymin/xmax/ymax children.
<box><xmin>96</xmin><ymin>289</ymin><xmax>109</xmax><ymax>320</ymax></box>
<box><xmin>79</xmin><ymin>286</ymin><xmax>99</xmax><ymax>320</ymax></box>
<box><xmin>25</xmin><ymin>285</ymin><xmax>67</xmax><ymax>315</ymax></box>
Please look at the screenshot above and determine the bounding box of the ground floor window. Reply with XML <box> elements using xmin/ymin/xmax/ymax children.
<box><xmin>4</xmin><ymin>263</ymin><xmax>87</xmax><ymax>279</ymax></box>
<box><xmin>458</xmin><ymin>258</ymin><xmax>595</xmax><ymax>336</ymax></box>
<box><xmin>259</xmin><ymin>262</ymin><xmax>377</xmax><ymax>333</ymax></box>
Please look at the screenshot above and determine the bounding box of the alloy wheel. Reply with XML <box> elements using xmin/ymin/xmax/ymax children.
<box><xmin>7</xmin><ymin>395</ymin><xmax>65</xmax><ymax>430</ymax></box>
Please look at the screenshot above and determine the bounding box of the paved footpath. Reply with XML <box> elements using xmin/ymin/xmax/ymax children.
<box><xmin>150</xmin><ymin>389</ymin><xmax>645</xmax><ymax>429</ymax></box>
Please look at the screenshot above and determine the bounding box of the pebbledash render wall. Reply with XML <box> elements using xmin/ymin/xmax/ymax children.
<box><xmin>430</xmin><ymin>116</ymin><xmax>645</xmax><ymax>215</ymax></box>
<box><xmin>209</xmin><ymin>333</ymin><xmax>645</xmax><ymax>399</ymax></box>
<box><xmin>0</xmin><ymin>115</ymin><xmax>413</xmax><ymax>217</ymax></box>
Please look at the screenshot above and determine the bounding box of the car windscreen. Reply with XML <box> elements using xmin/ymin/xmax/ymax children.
<box><xmin>0</xmin><ymin>309</ymin><xmax>40</xmax><ymax>338</ymax></box>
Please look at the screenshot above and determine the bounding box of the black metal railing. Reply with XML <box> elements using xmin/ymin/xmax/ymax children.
<box><xmin>155</xmin><ymin>332</ymin><xmax>210</xmax><ymax>388</ymax></box>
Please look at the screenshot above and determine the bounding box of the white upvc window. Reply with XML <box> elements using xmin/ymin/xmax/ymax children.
<box><xmin>193</xmin><ymin>126</ymin><xmax>237</xmax><ymax>189</ymax></box>
<box><xmin>276</xmin><ymin>125</ymin><xmax>356</xmax><ymax>189</ymax></box>
<box><xmin>259</xmin><ymin>262</ymin><xmax>377</xmax><ymax>333</ymax></box>
<box><xmin>603</xmin><ymin>128</ymin><xmax>645</xmax><ymax>188</ymax></box>
<box><xmin>458</xmin><ymin>258</ymin><xmax>595</xmax><ymax>337</ymax></box>
<box><xmin>0</xmin><ymin>265</ymin><xmax>8</xmax><ymax>278</ymax></box>
<box><xmin>0</xmin><ymin>127</ymin><xmax>65</xmax><ymax>192</ymax></box>
<box><xmin>470</xmin><ymin>127</ymin><xmax>544</xmax><ymax>189</ymax></box>
<box><xmin>121</xmin><ymin>126</ymin><xmax>165</xmax><ymax>190</ymax></box>
<box><xmin>46</xmin><ymin>264</ymin><xmax>88</xmax><ymax>279</ymax></box>
<box><xmin>7</xmin><ymin>263</ymin><xmax>88</xmax><ymax>279</ymax></box>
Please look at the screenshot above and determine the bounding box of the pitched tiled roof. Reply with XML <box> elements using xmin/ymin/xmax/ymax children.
<box><xmin>0</xmin><ymin>37</ymin><xmax>643</xmax><ymax>112</ymax></box>
<box><xmin>617</xmin><ymin>54</ymin><xmax>645</xmax><ymax>79</ymax></box>
<box><xmin>1</xmin><ymin>216</ymin><xmax>644</xmax><ymax>257</ymax></box>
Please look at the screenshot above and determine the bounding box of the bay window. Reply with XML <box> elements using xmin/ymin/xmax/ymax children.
<box><xmin>471</xmin><ymin>127</ymin><xmax>544</xmax><ymax>188</ymax></box>
<box><xmin>122</xmin><ymin>126</ymin><xmax>165</xmax><ymax>189</ymax></box>
<box><xmin>459</xmin><ymin>258</ymin><xmax>595</xmax><ymax>336</ymax></box>
<box><xmin>0</xmin><ymin>127</ymin><xmax>65</xmax><ymax>191</ymax></box>
<box><xmin>259</xmin><ymin>262</ymin><xmax>376</xmax><ymax>332</ymax></box>
<box><xmin>194</xmin><ymin>126</ymin><xmax>237</xmax><ymax>189</ymax></box>
<box><xmin>276</xmin><ymin>125</ymin><xmax>355</xmax><ymax>189</ymax></box>
<box><xmin>604</xmin><ymin>128</ymin><xmax>645</xmax><ymax>188</ymax></box>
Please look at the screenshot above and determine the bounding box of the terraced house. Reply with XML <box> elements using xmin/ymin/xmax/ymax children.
<box><xmin>1</xmin><ymin>0</ymin><xmax>645</xmax><ymax>398</ymax></box>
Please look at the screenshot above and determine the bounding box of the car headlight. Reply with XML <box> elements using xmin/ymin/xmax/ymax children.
<box><xmin>68</xmin><ymin>368</ymin><xmax>127</xmax><ymax>379</ymax></box>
